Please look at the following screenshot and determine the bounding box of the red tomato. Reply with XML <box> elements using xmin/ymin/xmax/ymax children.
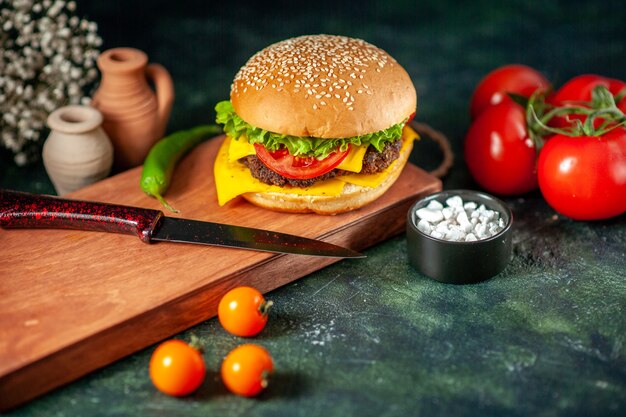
<box><xmin>537</xmin><ymin>127</ymin><xmax>626</xmax><ymax>220</ymax></box>
<box><xmin>149</xmin><ymin>340</ymin><xmax>206</xmax><ymax>397</ymax></box>
<box><xmin>465</xmin><ymin>101</ymin><xmax>539</xmax><ymax>195</ymax></box>
<box><xmin>254</xmin><ymin>144</ymin><xmax>349</xmax><ymax>179</ymax></box>
<box><xmin>470</xmin><ymin>64</ymin><xmax>550</xmax><ymax>119</ymax></box>
<box><xmin>549</xmin><ymin>75</ymin><xmax>626</xmax><ymax>128</ymax></box>
<box><xmin>552</xmin><ymin>74</ymin><xmax>625</xmax><ymax>103</ymax></box>
<box><xmin>218</xmin><ymin>286</ymin><xmax>272</xmax><ymax>337</ymax></box>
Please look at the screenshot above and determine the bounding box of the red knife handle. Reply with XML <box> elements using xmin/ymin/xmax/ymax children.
<box><xmin>0</xmin><ymin>189</ymin><xmax>163</xmax><ymax>243</ymax></box>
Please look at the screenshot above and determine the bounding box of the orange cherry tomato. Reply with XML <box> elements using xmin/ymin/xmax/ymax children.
<box><xmin>221</xmin><ymin>344</ymin><xmax>273</xmax><ymax>397</ymax></box>
<box><xmin>218</xmin><ymin>286</ymin><xmax>273</xmax><ymax>337</ymax></box>
<box><xmin>149</xmin><ymin>339</ymin><xmax>206</xmax><ymax>396</ymax></box>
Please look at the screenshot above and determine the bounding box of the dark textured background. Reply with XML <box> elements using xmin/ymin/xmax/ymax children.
<box><xmin>2</xmin><ymin>1</ymin><xmax>625</xmax><ymax>416</ymax></box>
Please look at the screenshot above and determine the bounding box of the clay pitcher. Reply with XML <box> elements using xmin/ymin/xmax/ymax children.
<box><xmin>91</xmin><ymin>47</ymin><xmax>174</xmax><ymax>170</ymax></box>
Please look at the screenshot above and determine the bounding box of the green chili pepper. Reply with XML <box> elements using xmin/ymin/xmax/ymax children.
<box><xmin>140</xmin><ymin>124</ymin><xmax>222</xmax><ymax>212</ymax></box>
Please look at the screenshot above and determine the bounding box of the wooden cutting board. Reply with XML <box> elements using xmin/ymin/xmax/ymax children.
<box><xmin>0</xmin><ymin>135</ymin><xmax>441</xmax><ymax>410</ymax></box>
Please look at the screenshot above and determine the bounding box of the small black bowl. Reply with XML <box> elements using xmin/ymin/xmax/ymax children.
<box><xmin>406</xmin><ymin>189</ymin><xmax>513</xmax><ymax>284</ymax></box>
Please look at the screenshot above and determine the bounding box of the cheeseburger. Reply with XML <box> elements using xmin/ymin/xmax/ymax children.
<box><xmin>214</xmin><ymin>35</ymin><xmax>417</xmax><ymax>214</ymax></box>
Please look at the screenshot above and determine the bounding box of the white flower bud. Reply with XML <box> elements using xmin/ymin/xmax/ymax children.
<box><xmin>15</xmin><ymin>152</ymin><xmax>28</xmax><ymax>166</ymax></box>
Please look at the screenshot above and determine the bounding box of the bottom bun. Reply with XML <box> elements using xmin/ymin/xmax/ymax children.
<box><xmin>242</xmin><ymin>141</ymin><xmax>413</xmax><ymax>215</ymax></box>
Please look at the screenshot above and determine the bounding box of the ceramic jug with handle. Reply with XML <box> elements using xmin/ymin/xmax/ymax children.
<box><xmin>91</xmin><ymin>47</ymin><xmax>174</xmax><ymax>170</ymax></box>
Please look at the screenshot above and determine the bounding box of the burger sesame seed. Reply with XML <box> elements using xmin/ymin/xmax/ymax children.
<box><xmin>313</xmin><ymin>104</ymin><xmax>318</xmax><ymax>110</ymax></box>
<box><xmin>231</xmin><ymin>35</ymin><xmax>393</xmax><ymax>103</ymax></box>
<box><xmin>348</xmin><ymin>107</ymin><xmax>354</xmax><ymax>111</ymax></box>
<box><xmin>320</xmin><ymin>101</ymin><xmax>327</xmax><ymax>105</ymax></box>
<box><xmin>357</xmin><ymin>89</ymin><xmax>363</xmax><ymax>94</ymax></box>
<box><xmin>315</xmin><ymin>94</ymin><xmax>322</xmax><ymax>99</ymax></box>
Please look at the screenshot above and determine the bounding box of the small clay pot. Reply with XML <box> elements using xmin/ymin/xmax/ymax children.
<box><xmin>91</xmin><ymin>47</ymin><xmax>174</xmax><ymax>170</ymax></box>
<box><xmin>43</xmin><ymin>105</ymin><xmax>114</xmax><ymax>195</ymax></box>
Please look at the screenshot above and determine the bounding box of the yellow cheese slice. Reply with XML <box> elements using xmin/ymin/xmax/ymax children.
<box><xmin>336</xmin><ymin>145</ymin><xmax>366</xmax><ymax>173</ymax></box>
<box><xmin>215</xmin><ymin>137</ymin><xmax>346</xmax><ymax>206</ymax></box>
<box><xmin>228</xmin><ymin>135</ymin><xmax>256</xmax><ymax>162</ymax></box>
<box><xmin>215</xmin><ymin>125</ymin><xmax>418</xmax><ymax>206</ymax></box>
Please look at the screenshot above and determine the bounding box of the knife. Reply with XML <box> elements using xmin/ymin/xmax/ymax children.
<box><xmin>0</xmin><ymin>189</ymin><xmax>364</xmax><ymax>258</ymax></box>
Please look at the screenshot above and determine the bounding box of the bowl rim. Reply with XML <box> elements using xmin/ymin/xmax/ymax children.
<box><xmin>407</xmin><ymin>189</ymin><xmax>513</xmax><ymax>245</ymax></box>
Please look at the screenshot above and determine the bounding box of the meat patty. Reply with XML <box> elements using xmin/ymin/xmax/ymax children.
<box><xmin>241</xmin><ymin>138</ymin><xmax>403</xmax><ymax>187</ymax></box>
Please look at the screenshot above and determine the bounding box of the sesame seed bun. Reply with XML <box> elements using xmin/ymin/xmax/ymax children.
<box><xmin>230</xmin><ymin>34</ymin><xmax>417</xmax><ymax>138</ymax></box>
<box><xmin>241</xmin><ymin>138</ymin><xmax>413</xmax><ymax>215</ymax></box>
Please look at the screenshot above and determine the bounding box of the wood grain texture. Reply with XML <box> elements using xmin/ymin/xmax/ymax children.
<box><xmin>0</xmin><ymin>135</ymin><xmax>441</xmax><ymax>410</ymax></box>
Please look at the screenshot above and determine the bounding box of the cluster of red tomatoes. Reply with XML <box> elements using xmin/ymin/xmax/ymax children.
<box><xmin>149</xmin><ymin>286</ymin><xmax>274</xmax><ymax>398</ymax></box>
<box><xmin>465</xmin><ymin>64</ymin><xmax>626</xmax><ymax>220</ymax></box>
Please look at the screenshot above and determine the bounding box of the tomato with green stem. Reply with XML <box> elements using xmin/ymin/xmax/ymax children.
<box><xmin>549</xmin><ymin>75</ymin><xmax>626</xmax><ymax>128</ymax></box>
<box><xmin>218</xmin><ymin>286</ymin><xmax>273</xmax><ymax>337</ymax></box>
<box><xmin>221</xmin><ymin>344</ymin><xmax>274</xmax><ymax>397</ymax></box>
<box><xmin>149</xmin><ymin>339</ymin><xmax>206</xmax><ymax>397</ymax></box>
<box><xmin>536</xmin><ymin>86</ymin><xmax>626</xmax><ymax>220</ymax></box>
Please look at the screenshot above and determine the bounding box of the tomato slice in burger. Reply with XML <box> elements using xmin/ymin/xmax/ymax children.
<box><xmin>253</xmin><ymin>144</ymin><xmax>350</xmax><ymax>180</ymax></box>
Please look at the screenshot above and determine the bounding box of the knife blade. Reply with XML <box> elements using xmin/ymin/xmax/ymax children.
<box><xmin>0</xmin><ymin>189</ymin><xmax>364</xmax><ymax>258</ymax></box>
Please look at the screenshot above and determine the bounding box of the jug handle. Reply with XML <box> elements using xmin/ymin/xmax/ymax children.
<box><xmin>145</xmin><ymin>63</ymin><xmax>174</xmax><ymax>135</ymax></box>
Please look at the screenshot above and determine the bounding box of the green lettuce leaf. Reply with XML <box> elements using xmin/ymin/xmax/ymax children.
<box><xmin>215</xmin><ymin>100</ymin><xmax>405</xmax><ymax>159</ymax></box>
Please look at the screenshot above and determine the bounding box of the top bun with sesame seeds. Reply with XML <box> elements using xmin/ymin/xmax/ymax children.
<box><xmin>230</xmin><ymin>34</ymin><xmax>416</xmax><ymax>138</ymax></box>
<box><xmin>214</xmin><ymin>35</ymin><xmax>419</xmax><ymax>214</ymax></box>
